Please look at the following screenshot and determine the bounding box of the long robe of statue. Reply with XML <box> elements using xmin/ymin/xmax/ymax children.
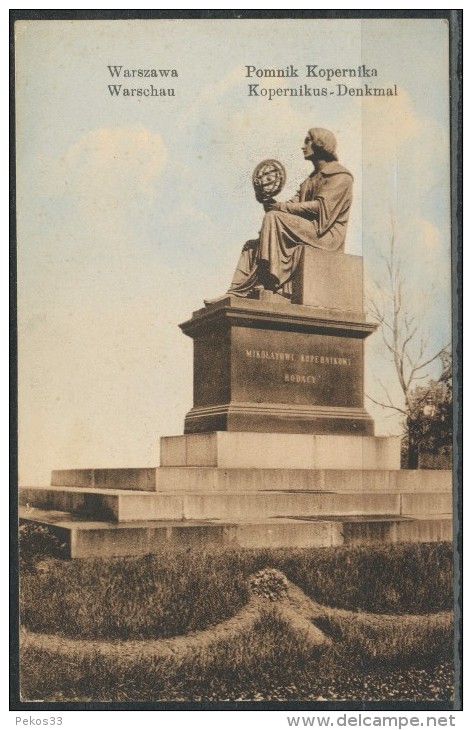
<box><xmin>228</xmin><ymin>128</ymin><xmax>353</xmax><ymax>298</ymax></box>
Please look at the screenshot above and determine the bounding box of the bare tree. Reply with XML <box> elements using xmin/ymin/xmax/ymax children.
<box><xmin>366</xmin><ymin>225</ymin><xmax>449</xmax><ymax>468</ymax></box>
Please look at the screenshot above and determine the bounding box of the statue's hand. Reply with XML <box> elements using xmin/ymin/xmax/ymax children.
<box><xmin>242</xmin><ymin>239</ymin><xmax>258</xmax><ymax>253</ymax></box>
<box><xmin>263</xmin><ymin>198</ymin><xmax>279</xmax><ymax>212</ymax></box>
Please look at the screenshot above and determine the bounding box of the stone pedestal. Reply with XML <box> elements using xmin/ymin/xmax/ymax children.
<box><xmin>180</xmin><ymin>295</ymin><xmax>376</xmax><ymax>435</ymax></box>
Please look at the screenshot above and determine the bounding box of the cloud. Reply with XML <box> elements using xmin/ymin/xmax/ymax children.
<box><xmin>35</xmin><ymin>125</ymin><xmax>167</xmax><ymax>212</ymax></box>
<box><xmin>362</xmin><ymin>90</ymin><xmax>422</xmax><ymax>164</ymax></box>
<box><xmin>361</xmin><ymin>89</ymin><xmax>450</xmax><ymax>277</ymax></box>
<box><xmin>17</xmin><ymin>125</ymin><xmax>169</xmax><ymax>284</ymax></box>
<box><xmin>180</xmin><ymin>66</ymin><xmax>244</xmax><ymax>129</ymax></box>
<box><xmin>69</xmin><ymin>125</ymin><xmax>166</xmax><ymax>198</ymax></box>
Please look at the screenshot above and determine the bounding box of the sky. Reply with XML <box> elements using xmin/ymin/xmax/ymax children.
<box><xmin>15</xmin><ymin>18</ymin><xmax>452</xmax><ymax>484</ymax></box>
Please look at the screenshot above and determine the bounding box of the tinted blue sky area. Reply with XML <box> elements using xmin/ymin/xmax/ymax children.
<box><xmin>16</xmin><ymin>19</ymin><xmax>451</xmax><ymax>483</ymax></box>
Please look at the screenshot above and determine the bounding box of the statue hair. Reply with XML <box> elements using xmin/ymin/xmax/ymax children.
<box><xmin>308</xmin><ymin>127</ymin><xmax>338</xmax><ymax>162</ymax></box>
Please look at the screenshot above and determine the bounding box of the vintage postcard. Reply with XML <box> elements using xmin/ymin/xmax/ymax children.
<box><xmin>14</xmin><ymin>14</ymin><xmax>460</xmax><ymax>710</ymax></box>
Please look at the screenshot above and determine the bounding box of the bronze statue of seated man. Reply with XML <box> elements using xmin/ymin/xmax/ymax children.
<box><xmin>221</xmin><ymin>128</ymin><xmax>353</xmax><ymax>302</ymax></box>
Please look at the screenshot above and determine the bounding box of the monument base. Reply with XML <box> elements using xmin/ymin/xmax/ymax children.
<box><xmin>19</xmin><ymin>253</ymin><xmax>452</xmax><ymax>557</ymax></box>
<box><xmin>19</xmin><ymin>509</ymin><xmax>453</xmax><ymax>559</ymax></box>
<box><xmin>19</xmin><ymin>432</ymin><xmax>452</xmax><ymax>558</ymax></box>
<box><xmin>184</xmin><ymin>402</ymin><xmax>374</xmax><ymax>435</ymax></box>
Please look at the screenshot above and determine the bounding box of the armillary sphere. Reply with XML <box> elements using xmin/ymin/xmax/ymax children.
<box><xmin>252</xmin><ymin>159</ymin><xmax>286</xmax><ymax>202</ymax></box>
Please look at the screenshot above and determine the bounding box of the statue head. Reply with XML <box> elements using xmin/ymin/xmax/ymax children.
<box><xmin>305</xmin><ymin>128</ymin><xmax>338</xmax><ymax>162</ymax></box>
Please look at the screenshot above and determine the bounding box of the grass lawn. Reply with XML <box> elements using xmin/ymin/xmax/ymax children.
<box><xmin>19</xmin><ymin>538</ymin><xmax>455</xmax><ymax>703</ymax></box>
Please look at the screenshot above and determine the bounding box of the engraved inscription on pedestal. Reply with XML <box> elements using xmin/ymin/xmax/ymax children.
<box><xmin>233</xmin><ymin>329</ymin><xmax>363</xmax><ymax>408</ymax></box>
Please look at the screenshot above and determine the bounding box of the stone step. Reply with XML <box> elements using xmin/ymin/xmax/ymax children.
<box><xmin>160</xmin><ymin>433</ymin><xmax>401</xmax><ymax>470</ymax></box>
<box><xmin>51</xmin><ymin>466</ymin><xmax>452</xmax><ymax>494</ymax></box>
<box><xmin>51</xmin><ymin>468</ymin><xmax>159</xmax><ymax>492</ymax></box>
<box><xmin>155</xmin><ymin>467</ymin><xmax>451</xmax><ymax>494</ymax></box>
<box><xmin>20</xmin><ymin>486</ymin><xmax>452</xmax><ymax>523</ymax></box>
<box><xmin>19</xmin><ymin>507</ymin><xmax>452</xmax><ymax>558</ymax></box>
